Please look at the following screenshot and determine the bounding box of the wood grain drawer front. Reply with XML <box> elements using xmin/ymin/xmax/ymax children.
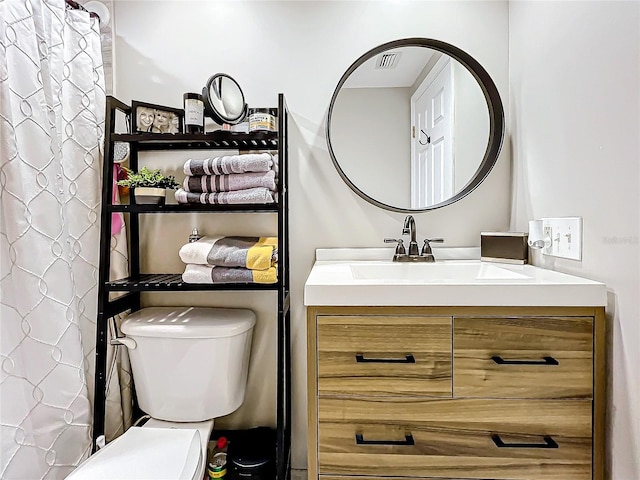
<box><xmin>453</xmin><ymin>317</ymin><xmax>593</xmax><ymax>399</ymax></box>
<box><xmin>318</xmin><ymin>397</ymin><xmax>592</xmax><ymax>480</ymax></box>
<box><xmin>320</xmin><ymin>478</ymin><xmax>459</xmax><ymax>480</ymax></box>
<box><xmin>320</xmin><ymin>477</ymin><xmax>446</xmax><ymax>480</ymax></box>
<box><xmin>317</xmin><ymin>316</ymin><xmax>452</xmax><ymax>397</ymax></box>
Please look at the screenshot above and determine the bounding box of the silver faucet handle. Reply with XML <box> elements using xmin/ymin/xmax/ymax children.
<box><xmin>421</xmin><ymin>238</ymin><xmax>444</xmax><ymax>255</ymax></box>
<box><xmin>384</xmin><ymin>238</ymin><xmax>406</xmax><ymax>255</ymax></box>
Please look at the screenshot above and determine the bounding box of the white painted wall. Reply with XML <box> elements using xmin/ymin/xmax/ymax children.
<box><xmin>113</xmin><ymin>0</ymin><xmax>510</xmax><ymax>469</ymax></box>
<box><xmin>509</xmin><ymin>2</ymin><xmax>640</xmax><ymax>478</ymax></box>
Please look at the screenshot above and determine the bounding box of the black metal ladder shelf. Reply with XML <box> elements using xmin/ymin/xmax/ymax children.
<box><xmin>93</xmin><ymin>95</ymin><xmax>291</xmax><ymax>480</ymax></box>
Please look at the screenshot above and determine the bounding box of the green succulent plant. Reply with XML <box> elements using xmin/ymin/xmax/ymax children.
<box><xmin>117</xmin><ymin>167</ymin><xmax>179</xmax><ymax>189</ymax></box>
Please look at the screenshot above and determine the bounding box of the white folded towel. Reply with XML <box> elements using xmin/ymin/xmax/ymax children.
<box><xmin>183</xmin><ymin>170</ymin><xmax>277</xmax><ymax>193</ymax></box>
<box><xmin>184</xmin><ymin>153</ymin><xmax>273</xmax><ymax>176</ymax></box>
<box><xmin>175</xmin><ymin>187</ymin><xmax>275</xmax><ymax>205</ymax></box>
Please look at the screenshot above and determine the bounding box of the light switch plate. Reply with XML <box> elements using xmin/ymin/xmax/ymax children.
<box><xmin>541</xmin><ymin>217</ymin><xmax>583</xmax><ymax>260</ymax></box>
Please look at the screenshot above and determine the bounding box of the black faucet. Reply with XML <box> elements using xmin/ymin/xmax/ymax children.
<box><xmin>402</xmin><ymin>215</ymin><xmax>420</xmax><ymax>256</ymax></box>
<box><xmin>384</xmin><ymin>215</ymin><xmax>444</xmax><ymax>262</ymax></box>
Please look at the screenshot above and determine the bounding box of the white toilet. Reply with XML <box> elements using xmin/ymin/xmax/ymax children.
<box><xmin>67</xmin><ymin>306</ymin><xmax>256</xmax><ymax>480</ymax></box>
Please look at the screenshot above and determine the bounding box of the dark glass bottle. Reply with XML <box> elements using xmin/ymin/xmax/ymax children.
<box><xmin>183</xmin><ymin>92</ymin><xmax>204</xmax><ymax>133</ymax></box>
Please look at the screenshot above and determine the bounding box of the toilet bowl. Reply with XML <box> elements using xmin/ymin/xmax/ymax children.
<box><xmin>67</xmin><ymin>307</ymin><xmax>255</xmax><ymax>480</ymax></box>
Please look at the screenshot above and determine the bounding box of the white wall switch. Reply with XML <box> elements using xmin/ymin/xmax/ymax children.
<box><xmin>541</xmin><ymin>217</ymin><xmax>583</xmax><ymax>260</ymax></box>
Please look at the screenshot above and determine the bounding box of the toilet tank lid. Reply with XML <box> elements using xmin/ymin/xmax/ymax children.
<box><xmin>66</xmin><ymin>427</ymin><xmax>201</xmax><ymax>480</ymax></box>
<box><xmin>121</xmin><ymin>307</ymin><xmax>256</xmax><ymax>338</ymax></box>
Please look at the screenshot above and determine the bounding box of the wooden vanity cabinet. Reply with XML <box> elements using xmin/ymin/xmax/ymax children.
<box><xmin>307</xmin><ymin>306</ymin><xmax>606</xmax><ymax>480</ymax></box>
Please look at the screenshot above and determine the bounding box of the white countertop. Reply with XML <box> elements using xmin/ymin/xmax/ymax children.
<box><xmin>304</xmin><ymin>248</ymin><xmax>607</xmax><ymax>307</ymax></box>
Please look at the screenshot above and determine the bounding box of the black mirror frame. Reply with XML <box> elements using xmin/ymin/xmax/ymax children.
<box><xmin>326</xmin><ymin>38</ymin><xmax>505</xmax><ymax>212</ymax></box>
<box><xmin>202</xmin><ymin>73</ymin><xmax>248</xmax><ymax>125</ymax></box>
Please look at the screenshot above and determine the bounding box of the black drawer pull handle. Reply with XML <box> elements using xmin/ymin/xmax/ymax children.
<box><xmin>492</xmin><ymin>434</ymin><xmax>559</xmax><ymax>449</ymax></box>
<box><xmin>491</xmin><ymin>355</ymin><xmax>559</xmax><ymax>366</ymax></box>
<box><xmin>355</xmin><ymin>433</ymin><xmax>415</xmax><ymax>446</ymax></box>
<box><xmin>355</xmin><ymin>353</ymin><xmax>415</xmax><ymax>364</ymax></box>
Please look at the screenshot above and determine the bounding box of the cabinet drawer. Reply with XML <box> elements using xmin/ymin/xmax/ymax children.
<box><xmin>320</xmin><ymin>477</ymin><xmax>441</xmax><ymax>480</ymax></box>
<box><xmin>454</xmin><ymin>317</ymin><xmax>593</xmax><ymax>398</ymax></box>
<box><xmin>317</xmin><ymin>316</ymin><xmax>452</xmax><ymax>397</ymax></box>
<box><xmin>317</xmin><ymin>397</ymin><xmax>592</xmax><ymax>480</ymax></box>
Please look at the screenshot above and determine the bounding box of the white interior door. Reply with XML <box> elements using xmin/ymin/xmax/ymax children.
<box><xmin>411</xmin><ymin>58</ymin><xmax>454</xmax><ymax>208</ymax></box>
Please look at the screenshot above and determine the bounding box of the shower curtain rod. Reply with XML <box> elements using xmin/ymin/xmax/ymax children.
<box><xmin>65</xmin><ymin>0</ymin><xmax>100</xmax><ymax>21</ymax></box>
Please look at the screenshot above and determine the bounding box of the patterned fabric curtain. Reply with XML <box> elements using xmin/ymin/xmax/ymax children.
<box><xmin>0</xmin><ymin>1</ymin><xmax>129</xmax><ymax>478</ymax></box>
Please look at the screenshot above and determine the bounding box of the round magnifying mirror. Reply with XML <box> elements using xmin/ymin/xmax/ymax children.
<box><xmin>327</xmin><ymin>38</ymin><xmax>504</xmax><ymax>212</ymax></box>
<box><xmin>202</xmin><ymin>73</ymin><xmax>248</xmax><ymax>125</ymax></box>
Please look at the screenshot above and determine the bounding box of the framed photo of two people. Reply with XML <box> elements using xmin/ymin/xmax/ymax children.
<box><xmin>132</xmin><ymin>101</ymin><xmax>183</xmax><ymax>134</ymax></box>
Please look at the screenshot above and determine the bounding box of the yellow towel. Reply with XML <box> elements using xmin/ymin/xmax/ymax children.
<box><xmin>246</xmin><ymin>237</ymin><xmax>278</xmax><ymax>270</ymax></box>
<box><xmin>251</xmin><ymin>266</ymin><xmax>278</xmax><ymax>284</ymax></box>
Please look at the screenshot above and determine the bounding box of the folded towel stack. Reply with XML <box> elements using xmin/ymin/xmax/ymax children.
<box><xmin>176</xmin><ymin>153</ymin><xmax>278</xmax><ymax>205</ymax></box>
<box><xmin>179</xmin><ymin>236</ymin><xmax>278</xmax><ymax>284</ymax></box>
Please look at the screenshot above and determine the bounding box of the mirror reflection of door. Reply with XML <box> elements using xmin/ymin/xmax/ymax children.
<box><xmin>411</xmin><ymin>57</ymin><xmax>454</xmax><ymax>208</ymax></box>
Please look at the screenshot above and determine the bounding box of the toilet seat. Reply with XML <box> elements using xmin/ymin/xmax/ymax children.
<box><xmin>66</xmin><ymin>427</ymin><xmax>202</xmax><ymax>480</ymax></box>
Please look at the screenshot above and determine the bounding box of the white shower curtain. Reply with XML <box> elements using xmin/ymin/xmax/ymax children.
<box><xmin>0</xmin><ymin>1</ymin><xmax>130</xmax><ymax>478</ymax></box>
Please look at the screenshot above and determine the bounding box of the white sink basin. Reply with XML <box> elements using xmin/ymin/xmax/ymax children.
<box><xmin>304</xmin><ymin>248</ymin><xmax>607</xmax><ymax>307</ymax></box>
<box><xmin>350</xmin><ymin>262</ymin><xmax>533</xmax><ymax>282</ymax></box>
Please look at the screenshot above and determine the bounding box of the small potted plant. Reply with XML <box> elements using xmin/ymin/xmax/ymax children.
<box><xmin>116</xmin><ymin>166</ymin><xmax>180</xmax><ymax>205</ymax></box>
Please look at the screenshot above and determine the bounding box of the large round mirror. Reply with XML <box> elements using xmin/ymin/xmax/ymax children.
<box><xmin>327</xmin><ymin>38</ymin><xmax>504</xmax><ymax>212</ymax></box>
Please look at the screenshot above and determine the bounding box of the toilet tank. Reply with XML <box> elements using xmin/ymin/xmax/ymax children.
<box><xmin>120</xmin><ymin>307</ymin><xmax>255</xmax><ymax>422</ymax></box>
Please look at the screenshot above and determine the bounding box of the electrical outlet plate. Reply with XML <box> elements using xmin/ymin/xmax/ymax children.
<box><xmin>541</xmin><ymin>217</ymin><xmax>583</xmax><ymax>260</ymax></box>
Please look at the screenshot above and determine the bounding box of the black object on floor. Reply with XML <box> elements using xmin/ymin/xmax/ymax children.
<box><xmin>227</xmin><ymin>427</ymin><xmax>276</xmax><ymax>479</ymax></box>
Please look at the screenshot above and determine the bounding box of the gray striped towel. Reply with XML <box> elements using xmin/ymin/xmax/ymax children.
<box><xmin>175</xmin><ymin>187</ymin><xmax>275</xmax><ymax>205</ymax></box>
<box><xmin>184</xmin><ymin>153</ymin><xmax>273</xmax><ymax>176</ymax></box>
<box><xmin>183</xmin><ymin>170</ymin><xmax>277</xmax><ymax>193</ymax></box>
